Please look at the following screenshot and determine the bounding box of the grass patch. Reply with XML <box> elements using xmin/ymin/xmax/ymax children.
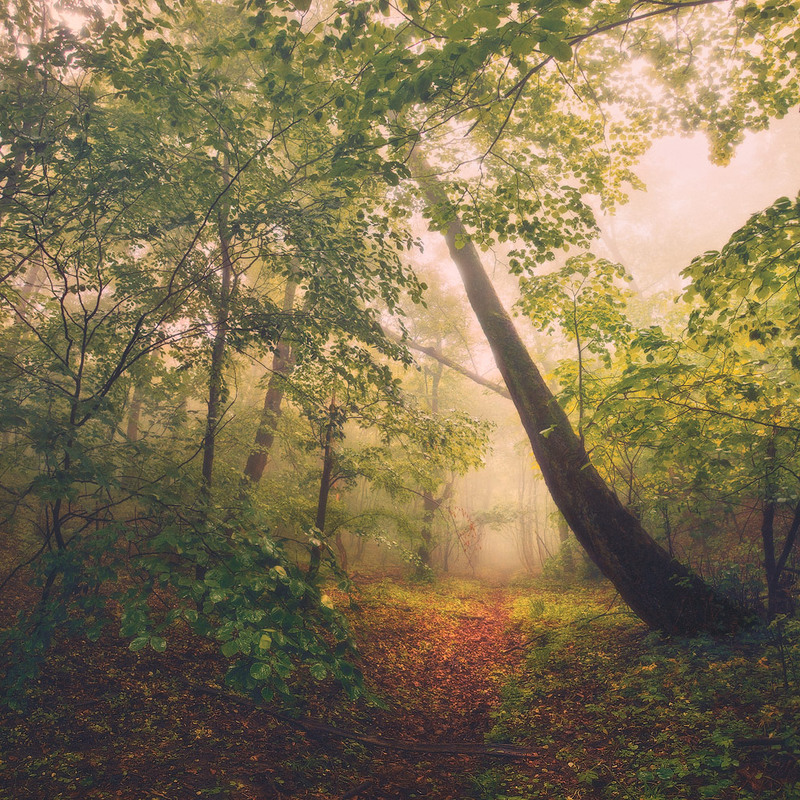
<box><xmin>480</xmin><ymin>586</ymin><xmax>800</xmax><ymax>800</ymax></box>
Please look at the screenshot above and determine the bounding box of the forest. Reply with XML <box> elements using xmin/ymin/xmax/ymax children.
<box><xmin>1</xmin><ymin>0</ymin><xmax>799</xmax><ymax>797</ymax></box>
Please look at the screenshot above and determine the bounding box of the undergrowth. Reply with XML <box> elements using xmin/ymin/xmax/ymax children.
<box><xmin>477</xmin><ymin>587</ymin><xmax>800</xmax><ymax>800</ymax></box>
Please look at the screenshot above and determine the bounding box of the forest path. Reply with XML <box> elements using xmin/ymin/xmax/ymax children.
<box><xmin>310</xmin><ymin>578</ymin><xmax>527</xmax><ymax>799</ymax></box>
<box><xmin>349</xmin><ymin>581</ymin><xmax>523</xmax><ymax>747</ymax></box>
<box><xmin>0</xmin><ymin>577</ymin><xmax>528</xmax><ymax>800</ymax></box>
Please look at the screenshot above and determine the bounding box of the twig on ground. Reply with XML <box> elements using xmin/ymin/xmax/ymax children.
<box><xmin>186</xmin><ymin>682</ymin><xmax>537</xmax><ymax>760</ymax></box>
<box><xmin>341</xmin><ymin>779</ymin><xmax>374</xmax><ymax>799</ymax></box>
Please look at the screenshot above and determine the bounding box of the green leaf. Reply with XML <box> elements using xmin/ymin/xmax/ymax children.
<box><xmin>510</xmin><ymin>35</ymin><xmax>537</xmax><ymax>56</ymax></box>
<box><xmin>150</xmin><ymin>636</ymin><xmax>167</xmax><ymax>653</ymax></box>
<box><xmin>539</xmin><ymin>34</ymin><xmax>572</xmax><ymax>62</ymax></box>
<box><xmin>221</xmin><ymin>639</ymin><xmax>240</xmax><ymax>658</ymax></box>
<box><xmin>447</xmin><ymin>19</ymin><xmax>475</xmax><ymax>40</ymax></box>
<box><xmin>469</xmin><ymin>9</ymin><xmax>501</xmax><ymax>29</ymax></box>
<box><xmin>250</xmin><ymin>662</ymin><xmax>272</xmax><ymax>681</ymax></box>
<box><xmin>309</xmin><ymin>662</ymin><xmax>327</xmax><ymax>680</ymax></box>
<box><xmin>129</xmin><ymin>636</ymin><xmax>149</xmax><ymax>652</ymax></box>
<box><xmin>539</xmin><ymin>16</ymin><xmax>567</xmax><ymax>32</ymax></box>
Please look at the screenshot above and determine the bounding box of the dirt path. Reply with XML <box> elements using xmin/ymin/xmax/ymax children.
<box><xmin>0</xmin><ymin>580</ymin><xmax>525</xmax><ymax>800</ymax></box>
<box><xmin>322</xmin><ymin>584</ymin><xmax>524</xmax><ymax>799</ymax></box>
<box><xmin>353</xmin><ymin>587</ymin><xmax>520</xmax><ymax>740</ymax></box>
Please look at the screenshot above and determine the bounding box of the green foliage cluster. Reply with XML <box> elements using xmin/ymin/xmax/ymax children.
<box><xmin>1</xmin><ymin>490</ymin><xmax>365</xmax><ymax>710</ymax></box>
<box><xmin>519</xmin><ymin>254</ymin><xmax>633</xmax><ymax>367</ymax></box>
<box><xmin>512</xmin><ymin>187</ymin><xmax>800</xmax><ymax>616</ymax></box>
<box><xmin>0</xmin><ymin>0</ymin><xmax>503</xmax><ymax>707</ymax></box>
<box><xmin>477</xmin><ymin>588</ymin><xmax>800</xmax><ymax>800</ymax></box>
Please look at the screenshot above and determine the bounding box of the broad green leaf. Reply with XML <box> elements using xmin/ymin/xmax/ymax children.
<box><xmin>539</xmin><ymin>34</ymin><xmax>572</xmax><ymax>62</ymax></box>
<box><xmin>447</xmin><ymin>19</ymin><xmax>476</xmax><ymax>40</ymax></box>
<box><xmin>221</xmin><ymin>639</ymin><xmax>240</xmax><ymax>658</ymax></box>
<box><xmin>250</xmin><ymin>662</ymin><xmax>272</xmax><ymax>681</ymax></box>
<box><xmin>469</xmin><ymin>9</ymin><xmax>501</xmax><ymax>29</ymax></box>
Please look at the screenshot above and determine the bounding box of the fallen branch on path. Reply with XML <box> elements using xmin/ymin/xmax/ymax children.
<box><xmin>341</xmin><ymin>779</ymin><xmax>373</xmax><ymax>799</ymax></box>
<box><xmin>188</xmin><ymin>682</ymin><xmax>536</xmax><ymax>760</ymax></box>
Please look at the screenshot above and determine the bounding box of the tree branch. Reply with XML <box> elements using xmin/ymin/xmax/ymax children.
<box><xmin>383</xmin><ymin>328</ymin><xmax>511</xmax><ymax>399</ymax></box>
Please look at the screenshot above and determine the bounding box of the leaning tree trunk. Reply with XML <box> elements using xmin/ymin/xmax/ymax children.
<box><xmin>413</xmin><ymin>156</ymin><xmax>743</xmax><ymax>634</ymax></box>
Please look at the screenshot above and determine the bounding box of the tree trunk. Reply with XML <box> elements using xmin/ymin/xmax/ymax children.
<box><xmin>126</xmin><ymin>383</ymin><xmax>143</xmax><ymax>443</ymax></box>
<box><xmin>762</xmin><ymin>436</ymin><xmax>798</xmax><ymax>618</ymax></box>
<box><xmin>774</xmin><ymin>503</ymin><xmax>800</xmax><ymax>617</ymax></box>
<box><xmin>201</xmin><ymin>212</ymin><xmax>234</xmax><ymax>493</ymax></box>
<box><xmin>418</xmin><ymin>491</ymin><xmax>438</xmax><ymax>568</ymax></box>
<box><xmin>761</xmin><ymin>494</ymin><xmax>780</xmax><ymax>620</ymax></box>
<box><xmin>309</xmin><ymin>399</ymin><xmax>336</xmax><ymax>578</ymax></box>
<box><xmin>557</xmin><ymin>513</ymin><xmax>575</xmax><ymax>574</ymax></box>
<box><xmin>413</xmin><ymin>156</ymin><xmax>743</xmax><ymax>634</ymax></box>
<box><xmin>418</xmin><ymin>359</ymin><xmax>444</xmax><ymax>568</ymax></box>
<box><xmin>335</xmin><ymin>532</ymin><xmax>349</xmax><ymax>574</ymax></box>
<box><xmin>243</xmin><ymin>278</ymin><xmax>298</xmax><ymax>483</ymax></box>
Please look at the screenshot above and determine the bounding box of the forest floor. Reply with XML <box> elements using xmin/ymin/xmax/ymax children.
<box><xmin>1</xmin><ymin>575</ymin><xmax>799</xmax><ymax>800</ymax></box>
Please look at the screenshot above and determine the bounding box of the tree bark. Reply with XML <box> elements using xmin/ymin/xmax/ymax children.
<box><xmin>557</xmin><ymin>513</ymin><xmax>575</xmax><ymax>574</ymax></box>
<box><xmin>761</xmin><ymin>436</ymin><xmax>779</xmax><ymax>619</ymax></box>
<box><xmin>309</xmin><ymin>399</ymin><xmax>337</xmax><ymax>578</ymax></box>
<box><xmin>201</xmin><ymin>211</ymin><xmax>234</xmax><ymax>492</ymax></box>
<box><xmin>761</xmin><ymin>435</ymin><xmax>798</xmax><ymax>618</ymax></box>
<box><xmin>761</xmin><ymin>495</ymin><xmax>779</xmax><ymax>619</ymax></box>
<box><xmin>243</xmin><ymin>279</ymin><xmax>298</xmax><ymax>483</ymax></box>
<box><xmin>412</xmin><ymin>154</ymin><xmax>743</xmax><ymax>634</ymax></box>
<box><xmin>418</xmin><ymin>359</ymin><xmax>443</xmax><ymax>568</ymax></box>
<box><xmin>126</xmin><ymin>383</ymin><xmax>143</xmax><ymax>443</ymax></box>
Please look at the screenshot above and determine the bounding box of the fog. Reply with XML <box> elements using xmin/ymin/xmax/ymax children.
<box><xmin>355</xmin><ymin>113</ymin><xmax>800</xmax><ymax>581</ymax></box>
<box><xmin>598</xmin><ymin>114</ymin><xmax>800</xmax><ymax>293</ymax></box>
